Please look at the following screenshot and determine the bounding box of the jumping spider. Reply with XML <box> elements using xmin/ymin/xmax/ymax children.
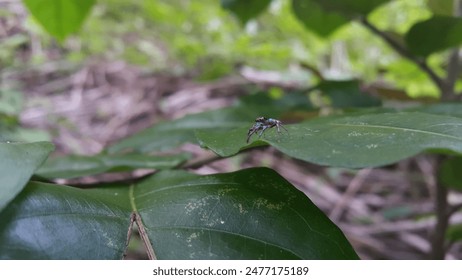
<box><xmin>246</xmin><ymin>117</ymin><xmax>288</xmax><ymax>143</ymax></box>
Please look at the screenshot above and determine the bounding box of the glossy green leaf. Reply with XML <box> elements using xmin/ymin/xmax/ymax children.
<box><xmin>291</xmin><ymin>0</ymin><xmax>348</xmax><ymax>37</ymax></box>
<box><xmin>197</xmin><ymin>112</ymin><xmax>462</xmax><ymax>168</ymax></box>
<box><xmin>0</xmin><ymin>182</ymin><xmax>131</xmax><ymax>259</ymax></box>
<box><xmin>0</xmin><ymin>168</ymin><xmax>358</xmax><ymax>259</ymax></box>
<box><xmin>23</xmin><ymin>0</ymin><xmax>96</xmax><ymax>42</ymax></box>
<box><xmin>438</xmin><ymin>157</ymin><xmax>462</xmax><ymax>192</ymax></box>
<box><xmin>0</xmin><ymin>142</ymin><xmax>54</xmax><ymax>211</ymax></box>
<box><xmin>35</xmin><ymin>153</ymin><xmax>190</xmax><ymax>179</ymax></box>
<box><xmin>107</xmin><ymin>93</ymin><xmax>306</xmax><ymax>154</ymax></box>
<box><xmin>221</xmin><ymin>0</ymin><xmax>272</xmax><ymax>24</ymax></box>
<box><xmin>405</xmin><ymin>16</ymin><xmax>462</xmax><ymax>57</ymax></box>
<box><xmin>134</xmin><ymin>168</ymin><xmax>358</xmax><ymax>259</ymax></box>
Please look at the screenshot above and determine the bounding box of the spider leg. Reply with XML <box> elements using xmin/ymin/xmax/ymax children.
<box><xmin>247</xmin><ymin>128</ymin><xmax>257</xmax><ymax>143</ymax></box>
<box><xmin>278</xmin><ymin>123</ymin><xmax>289</xmax><ymax>133</ymax></box>
<box><xmin>258</xmin><ymin>126</ymin><xmax>269</xmax><ymax>138</ymax></box>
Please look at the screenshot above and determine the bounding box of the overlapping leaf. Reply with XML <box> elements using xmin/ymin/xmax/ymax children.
<box><xmin>0</xmin><ymin>168</ymin><xmax>358</xmax><ymax>259</ymax></box>
<box><xmin>405</xmin><ymin>16</ymin><xmax>462</xmax><ymax>57</ymax></box>
<box><xmin>0</xmin><ymin>142</ymin><xmax>54</xmax><ymax>211</ymax></box>
<box><xmin>35</xmin><ymin>153</ymin><xmax>190</xmax><ymax>179</ymax></box>
<box><xmin>107</xmin><ymin>92</ymin><xmax>312</xmax><ymax>154</ymax></box>
<box><xmin>197</xmin><ymin>112</ymin><xmax>462</xmax><ymax>168</ymax></box>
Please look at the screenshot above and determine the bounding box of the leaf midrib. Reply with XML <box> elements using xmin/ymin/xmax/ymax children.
<box><xmin>332</xmin><ymin>123</ymin><xmax>462</xmax><ymax>141</ymax></box>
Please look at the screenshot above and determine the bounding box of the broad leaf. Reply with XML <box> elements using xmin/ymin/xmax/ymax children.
<box><xmin>23</xmin><ymin>0</ymin><xmax>96</xmax><ymax>42</ymax></box>
<box><xmin>221</xmin><ymin>0</ymin><xmax>272</xmax><ymax>24</ymax></box>
<box><xmin>0</xmin><ymin>142</ymin><xmax>54</xmax><ymax>211</ymax></box>
<box><xmin>197</xmin><ymin>112</ymin><xmax>462</xmax><ymax>168</ymax></box>
<box><xmin>107</xmin><ymin>92</ymin><xmax>307</xmax><ymax>154</ymax></box>
<box><xmin>0</xmin><ymin>168</ymin><xmax>358</xmax><ymax>259</ymax></box>
<box><xmin>405</xmin><ymin>16</ymin><xmax>462</xmax><ymax>57</ymax></box>
<box><xmin>35</xmin><ymin>153</ymin><xmax>190</xmax><ymax>179</ymax></box>
<box><xmin>0</xmin><ymin>181</ymin><xmax>131</xmax><ymax>259</ymax></box>
<box><xmin>291</xmin><ymin>0</ymin><xmax>348</xmax><ymax>37</ymax></box>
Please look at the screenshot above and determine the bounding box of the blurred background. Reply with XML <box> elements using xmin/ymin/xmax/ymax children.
<box><xmin>1</xmin><ymin>0</ymin><xmax>461</xmax><ymax>259</ymax></box>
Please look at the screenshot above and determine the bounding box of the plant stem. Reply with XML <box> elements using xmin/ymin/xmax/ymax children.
<box><xmin>431</xmin><ymin>0</ymin><xmax>462</xmax><ymax>258</ymax></box>
<box><xmin>359</xmin><ymin>17</ymin><xmax>445</xmax><ymax>92</ymax></box>
<box><xmin>430</xmin><ymin>182</ymin><xmax>449</xmax><ymax>259</ymax></box>
<box><xmin>443</xmin><ymin>0</ymin><xmax>462</xmax><ymax>101</ymax></box>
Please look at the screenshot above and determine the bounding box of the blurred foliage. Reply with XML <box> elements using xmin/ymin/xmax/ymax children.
<box><xmin>13</xmin><ymin>0</ymin><xmax>444</xmax><ymax>90</ymax></box>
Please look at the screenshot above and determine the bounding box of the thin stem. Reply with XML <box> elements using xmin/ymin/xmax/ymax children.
<box><xmin>442</xmin><ymin>0</ymin><xmax>462</xmax><ymax>100</ymax></box>
<box><xmin>359</xmin><ymin>17</ymin><xmax>445</xmax><ymax>92</ymax></box>
<box><xmin>430</xmin><ymin>183</ymin><xmax>449</xmax><ymax>259</ymax></box>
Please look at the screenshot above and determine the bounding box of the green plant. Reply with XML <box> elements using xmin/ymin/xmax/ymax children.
<box><xmin>2</xmin><ymin>0</ymin><xmax>462</xmax><ymax>259</ymax></box>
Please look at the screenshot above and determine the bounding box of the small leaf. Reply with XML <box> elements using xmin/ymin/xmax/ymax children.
<box><xmin>0</xmin><ymin>142</ymin><xmax>54</xmax><ymax>211</ymax></box>
<box><xmin>291</xmin><ymin>0</ymin><xmax>348</xmax><ymax>37</ymax></box>
<box><xmin>35</xmin><ymin>153</ymin><xmax>190</xmax><ymax>179</ymax></box>
<box><xmin>439</xmin><ymin>157</ymin><xmax>462</xmax><ymax>192</ymax></box>
<box><xmin>0</xmin><ymin>168</ymin><xmax>358</xmax><ymax>259</ymax></box>
<box><xmin>221</xmin><ymin>0</ymin><xmax>272</xmax><ymax>24</ymax></box>
<box><xmin>405</xmin><ymin>16</ymin><xmax>462</xmax><ymax>57</ymax></box>
<box><xmin>197</xmin><ymin>112</ymin><xmax>462</xmax><ymax>168</ymax></box>
<box><xmin>23</xmin><ymin>0</ymin><xmax>96</xmax><ymax>42</ymax></box>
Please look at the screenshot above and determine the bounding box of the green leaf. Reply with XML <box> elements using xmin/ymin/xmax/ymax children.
<box><xmin>0</xmin><ymin>168</ymin><xmax>358</xmax><ymax>259</ymax></box>
<box><xmin>197</xmin><ymin>112</ymin><xmax>462</xmax><ymax>168</ymax></box>
<box><xmin>439</xmin><ymin>157</ymin><xmax>462</xmax><ymax>192</ymax></box>
<box><xmin>291</xmin><ymin>0</ymin><xmax>348</xmax><ymax>37</ymax></box>
<box><xmin>135</xmin><ymin>168</ymin><xmax>358</xmax><ymax>259</ymax></box>
<box><xmin>0</xmin><ymin>181</ymin><xmax>132</xmax><ymax>259</ymax></box>
<box><xmin>405</xmin><ymin>16</ymin><xmax>462</xmax><ymax>57</ymax></box>
<box><xmin>314</xmin><ymin>80</ymin><xmax>382</xmax><ymax>108</ymax></box>
<box><xmin>0</xmin><ymin>126</ymin><xmax>51</xmax><ymax>143</ymax></box>
<box><xmin>221</xmin><ymin>0</ymin><xmax>272</xmax><ymax>24</ymax></box>
<box><xmin>23</xmin><ymin>0</ymin><xmax>96</xmax><ymax>42</ymax></box>
<box><xmin>35</xmin><ymin>153</ymin><xmax>191</xmax><ymax>179</ymax></box>
<box><xmin>309</xmin><ymin>0</ymin><xmax>390</xmax><ymax>16</ymax></box>
<box><xmin>427</xmin><ymin>0</ymin><xmax>454</xmax><ymax>16</ymax></box>
<box><xmin>107</xmin><ymin>92</ymin><xmax>305</xmax><ymax>154</ymax></box>
<box><xmin>0</xmin><ymin>142</ymin><xmax>54</xmax><ymax>211</ymax></box>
